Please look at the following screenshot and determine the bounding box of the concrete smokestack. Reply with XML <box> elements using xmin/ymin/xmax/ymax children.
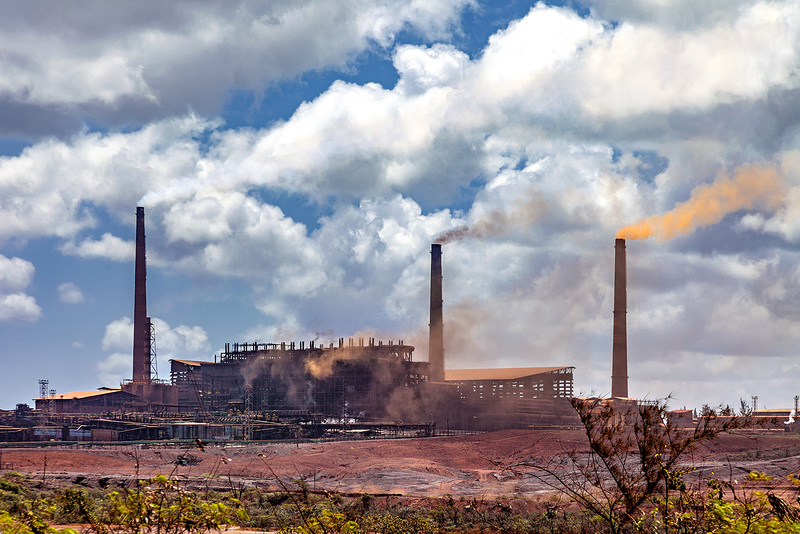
<box><xmin>429</xmin><ymin>243</ymin><xmax>444</xmax><ymax>382</ymax></box>
<box><xmin>132</xmin><ymin>207</ymin><xmax>151</xmax><ymax>384</ymax></box>
<box><xmin>612</xmin><ymin>238</ymin><xmax>628</xmax><ymax>398</ymax></box>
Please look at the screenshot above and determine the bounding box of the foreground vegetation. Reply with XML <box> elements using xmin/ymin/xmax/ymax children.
<box><xmin>1</xmin><ymin>399</ymin><xmax>800</xmax><ymax>533</ymax></box>
<box><xmin>1</xmin><ymin>467</ymin><xmax>800</xmax><ymax>533</ymax></box>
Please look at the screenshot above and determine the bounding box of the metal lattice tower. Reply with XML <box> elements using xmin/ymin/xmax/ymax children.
<box><xmin>39</xmin><ymin>378</ymin><xmax>50</xmax><ymax>398</ymax></box>
<box><xmin>38</xmin><ymin>379</ymin><xmax>51</xmax><ymax>421</ymax></box>
<box><xmin>38</xmin><ymin>379</ymin><xmax>49</xmax><ymax>399</ymax></box>
<box><xmin>149</xmin><ymin>320</ymin><xmax>158</xmax><ymax>380</ymax></box>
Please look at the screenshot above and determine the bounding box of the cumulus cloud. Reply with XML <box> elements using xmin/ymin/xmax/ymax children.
<box><xmin>3</xmin><ymin>1</ymin><xmax>800</xmax><ymax>411</ymax></box>
<box><xmin>4</xmin><ymin>3</ymin><xmax>799</xmax><ymax>242</ymax></box>
<box><xmin>0</xmin><ymin>114</ymin><xmax>215</xmax><ymax>244</ymax></box>
<box><xmin>98</xmin><ymin>316</ymin><xmax>211</xmax><ymax>385</ymax></box>
<box><xmin>394</xmin><ymin>43</ymin><xmax>469</xmax><ymax>95</ymax></box>
<box><xmin>96</xmin><ymin>353</ymin><xmax>131</xmax><ymax>388</ymax></box>
<box><xmin>0</xmin><ymin>293</ymin><xmax>41</xmax><ymax>323</ymax></box>
<box><xmin>0</xmin><ymin>255</ymin><xmax>34</xmax><ymax>292</ymax></box>
<box><xmin>0</xmin><ymin>0</ymin><xmax>473</xmax><ymax>138</ymax></box>
<box><xmin>0</xmin><ymin>254</ymin><xmax>40</xmax><ymax>322</ymax></box>
<box><xmin>57</xmin><ymin>282</ymin><xmax>85</xmax><ymax>304</ymax></box>
<box><xmin>572</xmin><ymin>2</ymin><xmax>800</xmax><ymax>117</ymax></box>
<box><xmin>60</xmin><ymin>233</ymin><xmax>134</xmax><ymax>262</ymax></box>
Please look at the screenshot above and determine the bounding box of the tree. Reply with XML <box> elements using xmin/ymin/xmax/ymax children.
<box><xmin>522</xmin><ymin>397</ymin><xmax>748</xmax><ymax>533</ymax></box>
<box><xmin>739</xmin><ymin>398</ymin><xmax>752</xmax><ymax>416</ymax></box>
<box><xmin>700</xmin><ymin>404</ymin><xmax>716</xmax><ymax>417</ymax></box>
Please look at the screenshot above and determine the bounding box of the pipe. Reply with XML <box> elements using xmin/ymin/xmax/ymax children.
<box><xmin>132</xmin><ymin>207</ymin><xmax>151</xmax><ymax>383</ymax></box>
<box><xmin>429</xmin><ymin>243</ymin><xmax>444</xmax><ymax>382</ymax></box>
<box><xmin>611</xmin><ymin>238</ymin><xmax>628</xmax><ymax>398</ymax></box>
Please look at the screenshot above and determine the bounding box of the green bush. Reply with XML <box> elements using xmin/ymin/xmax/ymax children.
<box><xmin>364</xmin><ymin>513</ymin><xmax>436</xmax><ymax>534</ymax></box>
<box><xmin>103</xmin><ymin>474</ymin><xmax>247</xmax><ymax>534</ymax></box>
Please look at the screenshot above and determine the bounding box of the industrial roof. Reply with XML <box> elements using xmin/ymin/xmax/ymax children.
<box><xmin>34</xmin><ymin>389</ymin><xmax>136</xmax><ymax>401</ymax></box>
<box><xmin>170</xmin><ymin>359</ymin><xmax>206</xmax><ymax>366</ymax></box>
<box><xmin>444</xmin><ymin>366</ymin><xmax>574</xmax><ymax>382</ymax></box>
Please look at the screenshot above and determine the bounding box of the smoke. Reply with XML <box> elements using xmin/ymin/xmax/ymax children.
<box><xmin>616</xmin><ymin>164</ymin><xmax>784</xmax><ymax>240</ymax></box>
<box><xmin>435</xmin><ymin>194</ymin><xmax>548</xmax><ymax>244</ymax></box>
<box><xmin>303</xmin><ymin>331</ymin><xmax>406</xmax><ymax>379</ymax></box>
<box><xmin>305</xmin><ymin>351</ymin><xmax>351</xmax><ymax>379</ymax></box>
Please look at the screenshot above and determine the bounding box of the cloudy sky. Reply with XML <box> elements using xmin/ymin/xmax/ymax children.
<box><xmin>2</xmin><ymin>0</ymin><xmax>800</xmax><ymax>412</ymax></box>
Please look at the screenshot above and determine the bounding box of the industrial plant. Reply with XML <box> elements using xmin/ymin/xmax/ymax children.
<box><xmin>0</xmin><ymin>207</ymin><xmax>797</xmax><ymax>442</ymax></box>
<box><xmin>9</xmin><ymin>207</ymin><xmax>793</xmax><ymax>444</ymax></box>
<box><xmin>0</xmin><ymin>207</ymin><xmax>583</xmax><ymax>442</ymax></box>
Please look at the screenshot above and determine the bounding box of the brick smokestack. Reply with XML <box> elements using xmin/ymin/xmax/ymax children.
<box><xmin>429</xmin><ymin>243</ymin><xmax>444</xmax><ymax>382</ymax></box>
<box><xmin>132</xmin><ymin>207</ymin><xmax>151</xmax><ymax>384</ymax></box>
<box><xmin>612</xmin><ymin>238</ymin><xmax>628</xmax><ymax>398</ymax></box>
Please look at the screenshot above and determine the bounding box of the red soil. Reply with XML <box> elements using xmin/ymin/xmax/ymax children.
<box><xmin>4</xmin><ymin>429</ymin><xmax>800</xmax><ymax>497</ymax></box>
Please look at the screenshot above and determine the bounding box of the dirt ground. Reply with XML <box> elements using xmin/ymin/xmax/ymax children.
<box><xmin>4</xmin><ymin>429</ymin><xmax>800</xmax><ymax>498</ymax></box>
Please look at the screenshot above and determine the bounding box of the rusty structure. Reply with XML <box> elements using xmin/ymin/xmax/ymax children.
<box><xmin>426</xmin><ymin>241</ymin><xmax>578</xmax><ymax>429</ymax></box>
<box><xmin>34</xmin><ymin>389</ymin><xmax>139</xmax><ymax>414</ymax></box>
<box><xmin>4</xmin><ymin>217</ymin><xmax>580</xmax><ymax>442</ymax></box>
<box><xmin>14</xmin><ymin>217</ymin><xmax>800</xmax><ymax>441</ymax></box>
<box><xmin>444</xmin><ymin>367</ymin><xmax>576</xmax><ymax>429</ymax></box>
<box><xmin>121</xmin><ymin>207</ymin><xmax>177</xmax><ymax>407</ymax></box>
<box><xmin>132</xmin><ymin>206</ymin><xmax>151</xmax><ymax>384</ymax></box>
<box><xmin>170</xmin><ymin>339</ymin><xmax>427</xmax><ymax>420</ymax></box>
<box><xmin>429</xmin><ymin>244</ymin><xmax>445</xmax><ymax>382</ymax></box>
<box><xmin>612</xmin><ymin>238</ymin><xmax>628</xmax><ymax>398</ymax></box>
<box><xmin>446</xmin><ymin>367</ymin><xmax>574</xmax><ymax>400</ymax></box>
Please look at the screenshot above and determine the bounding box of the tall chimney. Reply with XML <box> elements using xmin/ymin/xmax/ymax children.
<box><xmin>611</xmin><ymin>238</ymin><xmax>628</xmax><ymax>398</ymax></box>
<box><xmin>429</xmin><ymin>243</ymin><xmax>444</xmax><ymax>382</ymax></box>
<box><xmin>132</xmin><ymin>207</ymin><xmax>151</xmax><ymax>384</ymax></box>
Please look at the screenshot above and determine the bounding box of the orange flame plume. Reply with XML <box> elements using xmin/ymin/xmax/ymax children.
<box><xmin>616</xmin><ymin>164</ymin><xmax>783</xmax><ymax>241</ymax></box>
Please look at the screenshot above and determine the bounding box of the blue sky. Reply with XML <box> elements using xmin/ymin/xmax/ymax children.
<box><xmin>2</xmin><ymin>0</ymin><xmax>800</xmax><ymax>412</ymax></box>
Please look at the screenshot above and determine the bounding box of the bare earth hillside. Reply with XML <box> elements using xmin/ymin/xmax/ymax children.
<box><xmin>4</xmin><ymin>430</ymin><xmax>800</xmax><ymax>498</ymax></box>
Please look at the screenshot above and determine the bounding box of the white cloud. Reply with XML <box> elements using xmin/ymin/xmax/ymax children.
<box><xmin>99</xmin><ymin>315</ymin><xmax>211</xmax><ymax>384</ymax></box>
<box><xmin>3</xmin><ymin>2</ymin><xmax>798</xmax><ymax>245</ymax></box>
<box><xmin>572</xmin><ymin>1</ymin><xmax>800</xmax><ymax>117</ymax></box>
<box><xmin>0</xmin><ymin>255</ymin><xmax>34</xmax><ymax>292</ymax></box>
<box><xmin>60</xmin><ymin>233</ymin><xmax>134</xmax><ymax>262</ymax></box>
<box><xmin>470</xmin><ymin>5</ymin><xmax>603</xmax><ymax>107</ymax></box>
<box><xmin>96</xmin><ymin>353</ymin><xmax>130</xmax><ymax>387</ymax></box>
<box><xmin>159</xmin><ymin>191</ymin><xmax>325</xmax><ymax>292</ymax></box>
<box><xmin>0</xmin><ymin>0</ymin><xmax>473</xmax><ymax>135</ymax></box>
<box><xmin>393</xmin><ymin>44</ymin><xmax>469</xmax><ymax>95</ymax></box>
<box><xmin>150</xmin><ymin>318</ymin><xmax>210</xmax><ymax>357</ymax></box>
<box><xmin>57</xmin><ymin>282</ymin><xmax>85</xmax><ymax>304</ymax></box>
<box><xmin>0</xmin><ymin>114</ymin><xmax>213</xmax><ymax>243</ymax></box>
<box><xmin>2</xmin><ymin>2</ymin><xmax>800</xmax><ymax>411</ymax></box>
<box><xmin>0</xmin><ymin>293</ymin><xmax>41</xmax><ymax>322</ymax></box>
<box><xmin>102</xmin><ymin>317</ymin><xmax>134</xmax><ymax>353</ymax></box>
<box><xmin>0</xmin><ymin>254</ymin><xmax>40</xmax><ymax>322</ymax></box>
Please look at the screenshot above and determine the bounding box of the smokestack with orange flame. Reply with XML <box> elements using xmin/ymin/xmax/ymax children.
<box><xmin>617</xmin><ymin>164</ymin><xmax>783</xmax><ymax>241</ymax></box>
<box><xmin>610</xmin><ymin>163</ymin><xmax>783</xmax><ymax>399</ymax></box>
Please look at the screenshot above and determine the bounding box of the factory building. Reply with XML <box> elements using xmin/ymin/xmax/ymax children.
<box><xmin>170</xmin><ymin>339</ymin><xmax>428</xmax><ymax>419</ymax></box>
<box><xmin>445</xmin><ymin>367</ymin><xmax>574</xmax><ymax>400</ymax></box>
<box><xmin>34</xmin><ymin>389</ymin><xmax>139</xmax><ymax>414</ymax></box>
<box><xmin>160</xmin><ymin>231</ymin><xmax>576</xmax><ymax>427</ymax></box>
<box><xmin>17</xmin><ymin>208</ymin><xmax>577</xmax><ymax>442</ymax></box>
